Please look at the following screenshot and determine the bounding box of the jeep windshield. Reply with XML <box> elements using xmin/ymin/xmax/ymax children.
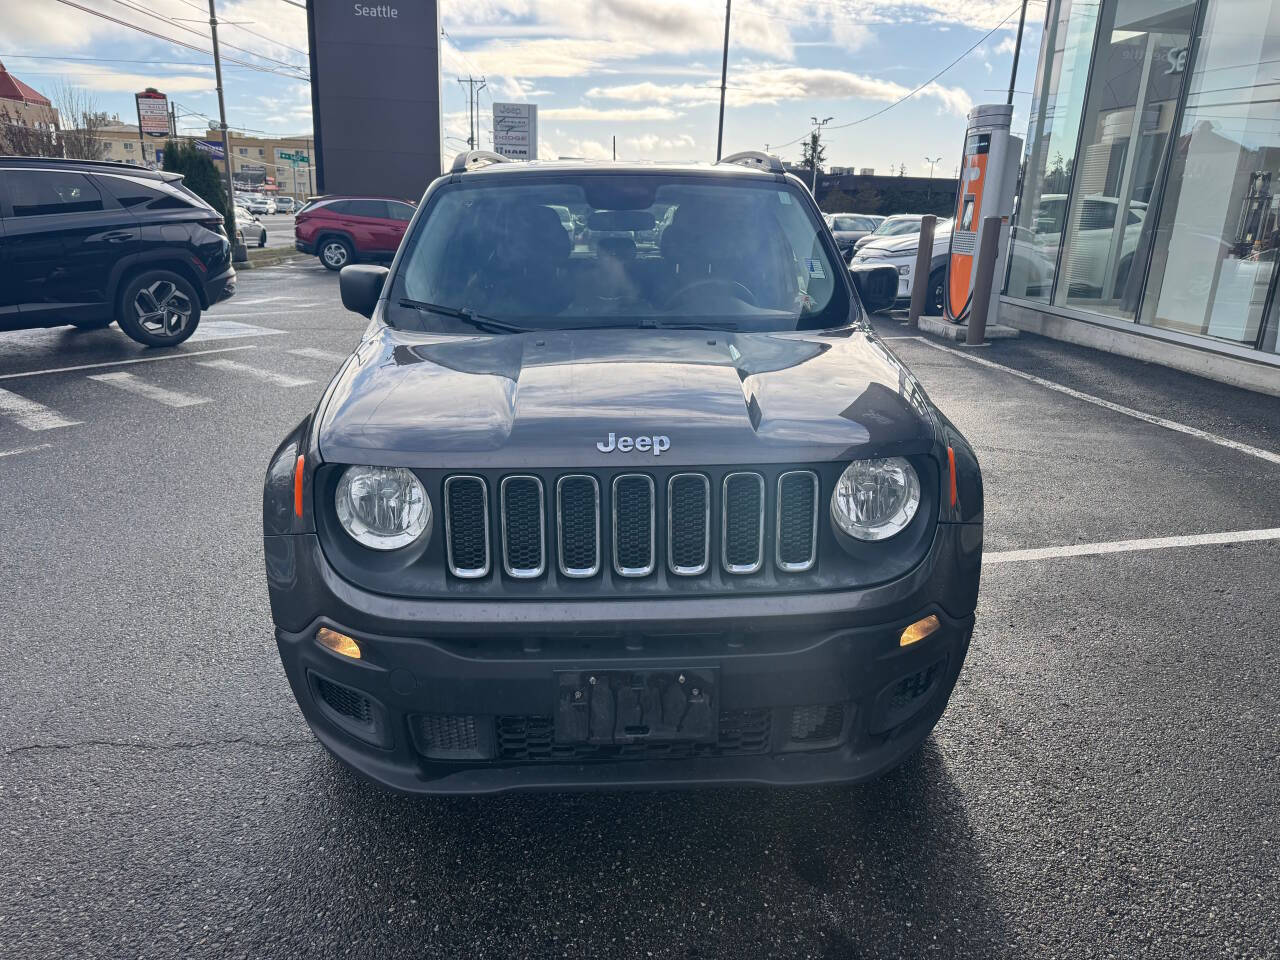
<box><xmin>389</xmin><ymin>173</ymin><xmax>853</xmax><ymax>333</ymax></box>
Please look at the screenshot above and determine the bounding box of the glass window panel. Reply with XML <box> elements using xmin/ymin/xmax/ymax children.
<box><xmin>1143</xmin><ymin>0</ymin><xmax>1280</xmax><ymax>351</ymax></box>
<box><xmin>1054</xmin><ymin>0</ymin><xmax>1197</xmax><ymax>319</ymax></box>
<box><xmin>1006</xmin><ymin>0</ymin><xmax>1101</xmax><ymax>301</ymax></box>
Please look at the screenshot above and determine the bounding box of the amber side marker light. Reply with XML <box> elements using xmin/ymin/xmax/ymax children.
<box><xmin>900</xmin><ymin>615</ymin><xmax>941</xmax><ymax>647</ymax></box>
<box><xmin>293</xmin><ymin>454</ymin><xmax>305</xmax><ymax>518</ymax></box>
<box><xmin>317</xmin><ymin>627</ymin><xmax>361</xmax><ymax>660</ymax></box>
<box><xmin>946</xmin><ymin>447</ymin><xmax>958</xmax><ymax>508</ymax></box>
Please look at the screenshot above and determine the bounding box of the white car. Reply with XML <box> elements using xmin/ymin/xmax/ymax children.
<box><xmin>273</xmin><ymin>196</ymin><xmax>296</xmax><ymax>214</ymax></box>
<box><xmin>1032</xmin><ymin>194</ymin><xmax>1145</xmax><ymax>297</ymax></box>
<box><xmin>244</xmin><ymin>195</ymin><xmax>276</xmax><ymax>215</ymax></box>
<box><xmin>851</xmin><ymin>219</ymin><xmax>954</xmax><ymax>312</ymax></box>
<box><xmin>234</xmin><ymin>204</ymin><xmax>267</xmax><ymax>247</ymax></box>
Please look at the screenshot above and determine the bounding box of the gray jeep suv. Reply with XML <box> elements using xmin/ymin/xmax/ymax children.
<box><xmin>263</xmin><ymin>152</ymin><xmax>983</xmax><ymax>794</ymax></box>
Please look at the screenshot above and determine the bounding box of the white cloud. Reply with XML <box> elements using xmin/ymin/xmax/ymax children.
<box><xmin>588</xmin><ymin>67</ymin><xmax>972</xmax><ymax>116</ymax></box>
<box><xmin>620</xmin><ymin>132</ymin><xmax>697</xmax><ymax>159</ymax></box>
<box><xmin>541</xmin><ymin>106</ymin><xmax>681</xmax><ymax>122</ymax></box>
<box><xmin>561</xmin><ymin>137</ymin><xmax>614</xmax><ymax>160</ymax></box>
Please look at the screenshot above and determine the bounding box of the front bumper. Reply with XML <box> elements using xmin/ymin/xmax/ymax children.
<box><xmin>266</xmin><ymin>523</ymin><xmax>981</xmax><ymax>794</ymax></box>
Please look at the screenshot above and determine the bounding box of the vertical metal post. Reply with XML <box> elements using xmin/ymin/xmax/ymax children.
<box><xmin>907</xmin><ymin>214</ymin><xmax>937</xmax><ymax>328</ymax></box>
<box><xmin>967</xmin><ymin>216</ymin><xmax>1002</xmax><ymax>344</ymax></box>
<box><xmin>1007</xmin><ymin>0</ymin><xmax>1030</xmax><ymax>106</ymax></box>
<box><xmin>716</xmin><ymin>0</ymin><xmax>732</xmax><ymax>161</ymax></box>
<box><xmin>208</xmin><ymin>0</ymin><xmax>235</xmax><ymax>214</ymax></box>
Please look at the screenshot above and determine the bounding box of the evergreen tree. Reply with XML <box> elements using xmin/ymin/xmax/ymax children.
<box><xmin>163</xmin><ymin>139</ymin><xmax>236</xmax><ymax>238</ymax></box>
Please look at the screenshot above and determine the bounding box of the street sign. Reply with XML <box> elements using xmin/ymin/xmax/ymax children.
<box><xmin>135</xmin><ymin>89</ymin><xmax>169</xmax><ymax>137</ymax></box>
<box><xmin>492</xmin><ymin>102</ymin><xmax>537</xmax><ymax>160</ymax></box>
<box><xmin>280</xmin><ymin>151</ymin><xmax>308</xmax><ymax>162</ymax></box>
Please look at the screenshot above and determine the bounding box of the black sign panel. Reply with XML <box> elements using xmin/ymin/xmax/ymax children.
<box><xmin>307</xmin><ymin>0</ymin><xmax>442</xmax><ymax>200</ymax></box>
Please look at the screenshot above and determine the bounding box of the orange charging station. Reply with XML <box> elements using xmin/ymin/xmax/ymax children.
<box><xmin>944</xmin><ymin>104</ymin><xmax>1022</xmax><ymax>326</ymax></box>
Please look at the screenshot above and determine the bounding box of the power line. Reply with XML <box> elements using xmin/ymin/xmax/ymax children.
<box><xmin>48</xmin><ymin>0</ymin><xmax>308</xmax><ymax>80</ymax></box>
<box><xmin>168</xmin><ymin>0</ymin><xmax>311</xmax><ymax>60</ymax></box>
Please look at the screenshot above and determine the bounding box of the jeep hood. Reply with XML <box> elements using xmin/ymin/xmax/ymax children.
<box><xmin>315</xmin><ymin>325</ymin><xmax>938</xmax><ymax>468</ymax></box>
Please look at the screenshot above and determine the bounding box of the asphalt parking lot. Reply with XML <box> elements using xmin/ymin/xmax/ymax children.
<box><xmin>1</xmin><ymin>261</ymin><xmax>1277</xmax><ymax>959</ymax></box>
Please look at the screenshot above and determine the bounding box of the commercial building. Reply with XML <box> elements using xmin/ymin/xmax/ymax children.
<box><xmin>0</xmin><ymin>59</ymin><xmax>58</xmax><ymax>133</ymax></box>
<box><xmin>1001</xmin><ymin>0</ymin><xmax>1280</xmax><ymax>393</ymax></box>
<box><xmin>92</xmin><ymin>121</ymin><xmax>162</xmax><ymax>166</ymax></box>
<box><xmin>204</xmin><ymin>129</ymin><xmax>316</xmax><ymax>199</ymax></box>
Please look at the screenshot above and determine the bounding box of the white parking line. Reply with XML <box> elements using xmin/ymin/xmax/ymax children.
<box><xmin>985</xmin><ymin>527</ymin><xmax>1280</xmax><ymax>565</ymax></box>
<box><xmin>195</xmin><ymin>358</ymin><xmax>314</xmax><ymax>387</ymax></box>
<box><xmin>911</xmin><ymin>338</ymin><xmax>1280</xmax><ymax>466</ymax></box>
<box><xmin>88</xmin><ymin>371</ymin><xmax>210</xmax><ymax>407</ymax></box>
<box><xmin>0</xmin><ymin>387</ymin><xmax>81</xmax><ymax>431</ymax></box>
<box><xmin>0</xmin><ymin>345</ymin><xmax>256</xmax><ymax>382</ymax></box>
<box><xmin>288</xmin><ymin>347</ymin><xmax>349</xmax><ymax>363</ymax></box>
<box><xmin>0</xmin><ymin>443</ymin><xmax>53</xmax><ymax>459</ymax></box>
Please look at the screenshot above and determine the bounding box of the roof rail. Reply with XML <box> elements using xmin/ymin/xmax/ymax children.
<box><xmin>718</xmin><ymin>151</ymin><xmax>785</xmax><ymax>174</ymax></box>
<box><xmin>450</xmin><ymin>150</ymin><xmax>512</xmax><ymax>174</ymax></box>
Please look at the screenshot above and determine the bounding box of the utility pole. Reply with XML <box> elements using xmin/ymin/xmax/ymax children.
<box><xmin>715</xmin><ymin>0</ymin><xmax>732</xmax><ymax>160</ymax></box>
<box><xmin>925</xmin><ymin>155</ymin><xmax>941</xmax><ymax>199</ymax></box>
<box><xmin>208</xmin><ymin>0</ymin><xmax>235</xmax><ymax>216</ymax></box>
<box><xmin>458</xmin><ymin>76</ymin><xmax>486</xmax><ymax>150</ymax></box>
<box><xmin>612</xmin><ymin>135</ymin><xmax>616</xmax><ymax>160</ymax></box>
<box><xmin>1007</xmin><ymin>0</ymin><xmax>1030</xmax><ymax>106</ymax></box>
<box><xmin>809</xmin><ymin>116</ymin><xmax>832</xmax><ymax>194</ymax></box>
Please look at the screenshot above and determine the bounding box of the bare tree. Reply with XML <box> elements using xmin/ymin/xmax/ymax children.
<box><xmin>49</xmin><ymin>78</ymin><xmax>109</xmax><ymax>160</ymax></box>
<box><xmin>0</xmin><ymin>78</ymin><xmax>107</xmax><ymax>159</ymax></box>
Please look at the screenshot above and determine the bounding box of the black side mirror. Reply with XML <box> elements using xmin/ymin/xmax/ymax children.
<box><xmin>339</xmin><ymin>264</ymin><xmax>390</xmax><ymax>319</ymax></box>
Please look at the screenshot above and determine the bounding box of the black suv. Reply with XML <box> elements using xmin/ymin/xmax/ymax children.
<box><xmin>0</xmin><ymin>157</ymin><xmax>236</xmax><ymax>346</ymax></box>
<box><xmin>264</xmin><ymin>152</ymin><xmax>982</xmax><ymax>794</ymax></box>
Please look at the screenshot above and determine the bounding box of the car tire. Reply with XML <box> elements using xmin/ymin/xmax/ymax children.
<box><xmin>928</xmin><ymin>268</ymin><xmax>946</xmax><ymax>317</ymax></box>
<box><xmin>319</xmin><ymin>237</ymin><xmax>353</xmax><ymax>271</ymax></box>
<box><xmin>258</xmin><ymin>231</ymin><xmax>267</xmax><ymax>248</ymax></box>
<box><xmin>70</xmin><ymin>316</ymin><xmax>115</xmax><ymax>331</ymax></box>
<box><xmin>116</xmin><ymin>269</ymin><xmax>201</xmax><ymax>347</ymax></box>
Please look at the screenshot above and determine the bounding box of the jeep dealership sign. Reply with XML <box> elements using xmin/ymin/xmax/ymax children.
<box><xmin>492</xmin><ymin>103</ymin><xmax>538</xmax><ymax>160</ymax></box>
<box><xmin>307</xmin><ymin>0</ymin><xmax>442</xmax><ymax>199</ymax></box>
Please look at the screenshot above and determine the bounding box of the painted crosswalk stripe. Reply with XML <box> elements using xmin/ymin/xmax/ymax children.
<box><xmin>195</xmin><ymin>358</ymin><xmax>314</xmax><ymax>387</ymax></box>
<box><xmin>984</xmin><ymin>527</ymin><xmax>1280</xmax><ymax>565</ymax></box>
<box><xmin>0</xmin><ymin>387</ymin><xmax>81</xmax><ymax>431</ymax></box>
<box><xmin>288</xmin><ymin>347</ymin><xmax>349</xmax><ymax>363</ymax></box>
<box><xmin>88</xmin><ymin>371</ymin><xmax>210</xmax><ymax>407</ymax></box>
<box><xmin>0</xmin><ymin>443</ymin><xmax>53</xmax><ymax>459</ymax></box>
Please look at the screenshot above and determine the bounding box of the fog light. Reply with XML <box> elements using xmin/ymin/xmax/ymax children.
<box><xmin>317</xmin><ymin>627</ymin><xmax>361</xmax><ymax>659</ymax></box>
<box><xmin>900</xmin><ymin>615</ymin><xmax>941</xmax><ymax>647</ymax></box>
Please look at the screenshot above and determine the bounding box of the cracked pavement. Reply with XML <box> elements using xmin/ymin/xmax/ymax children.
<box><xmin>1</xmin><ymin>264</ymin><xmax>1277</xmax><ymax>959</ymax></box>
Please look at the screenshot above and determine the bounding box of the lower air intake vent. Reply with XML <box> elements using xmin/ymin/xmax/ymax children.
<box><xmin>789</xmin><ymin>703</ymin><xmax>844</xmax><ymax>743</ymax></box>
<box><xmin>444</xmin><ymin>475</ymin><xmax>490</xmax><ymax>578</ymax></box>
<box><xmin>495</xmin><ymin>709</ymin><xmax>772</xmax><ymax>762</ymax></box>
<box><xmin>412</xmin><ymin>713</ymin><xmax>495</xmax><ymax>760</ymax></box>
<box><xmin>315</xmin><ymin>676</ymin><xmax>372</xmax><ymax>725</ymax></box>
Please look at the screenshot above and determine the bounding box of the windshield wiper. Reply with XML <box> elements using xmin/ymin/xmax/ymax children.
<box><xmin>398</xmin><ymin>298</ymin><xmax>531</xmax><ymax>334</ymax></box>
<box><xmin>633</xmin><ymin>319</ymin><xmax>741</xmax><ymax>331</ymax></box>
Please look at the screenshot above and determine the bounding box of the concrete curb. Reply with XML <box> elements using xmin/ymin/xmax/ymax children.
<box><xmin>918</xmin><ymin>314</ymin><xmax>1019</xmax><ymax>341</ymax></box>
<box><xmin>236</xmin><ymin>250</ymin><xmax>308</xmax><ymax>271</ymax></box>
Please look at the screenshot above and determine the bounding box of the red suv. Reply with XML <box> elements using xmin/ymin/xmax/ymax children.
<box><xmin>294</xmin><ymin>196</ymin><xmax>415</xmax><ymax>271</ymax></box>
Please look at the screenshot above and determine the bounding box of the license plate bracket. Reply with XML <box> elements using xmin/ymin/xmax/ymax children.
<box><xmin>554</xmin><ymin>668</ymin><xmax>718</xmax><ymax>745</ymax></box>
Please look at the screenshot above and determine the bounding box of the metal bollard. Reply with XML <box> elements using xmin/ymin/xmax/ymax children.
<box><xmin>906</xmin><ymin>214</ymin><xmax>937</xmax><ymax>329</ymax></box>
<box><xmin>966</xmin><ymin>216</ymin><xmax>1002</xmax><ymax>345</ymax></box>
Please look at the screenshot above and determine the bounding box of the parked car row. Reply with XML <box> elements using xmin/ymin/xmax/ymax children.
<box><xmin>0</xmin><ymin>156</ymin><xmax>236</xmax><ymax>346</ymax></box>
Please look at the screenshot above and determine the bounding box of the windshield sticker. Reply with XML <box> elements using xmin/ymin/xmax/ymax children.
<box><xmin>778</xmin><ymin>192</ymin><xmax>792</xmax><ymax>205</ymax></box>
<box><xmin>805</xmin><ymin>258</ymin><xmax>826</xmax><ymax>279</ymax></box>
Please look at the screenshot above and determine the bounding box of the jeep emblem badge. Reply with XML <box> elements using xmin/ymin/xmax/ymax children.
<box><xmin>596</xmin><ymin>432</ymin><xmax>670</xmax><ymax>456</ymax></box>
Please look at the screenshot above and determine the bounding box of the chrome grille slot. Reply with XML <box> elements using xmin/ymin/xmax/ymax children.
<box><xmin>443</xmin><ymin>475</ymin><xmax>490</xmax><ymax>578</ymax></box>
<box><xmin>776</xmin><ymin>470</ymin><xmax>818</xmax><ymax>572</ymax></box>
<box><xmin>667</xmin><ymin>473</ymin><xmax>710</xmax><ymax>575</ymax></box>
<box><xmin>722</xmin><ymin>472</ymin><xmax>765</xmax><ymax>574</ymax></box>
<box><xmin>612</xmin><ymin>474</ymin><xmax>655</xmax><ymax>577</ymax></box>
<box><xmin>556</xmin><ymin>475</ymin><xmax>600</xmax><ymax>577</ymax></box>
<box><xmin>500</xmin><ymin>475</ymin><xmax>545</xmax><ymax>578</ymax></box>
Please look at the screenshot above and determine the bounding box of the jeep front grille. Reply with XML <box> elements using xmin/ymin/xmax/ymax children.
<box><xmin>443</xmin><ymin>475</ymin><xmax>490</xmax><ymax>578</ymax></box>
<box><xmin>439</xmin><ymin>468</ymin><xmax>822</xmax><ymax>582</ymax></box>
<box><xmin>612</xmin><ymin>474</ymin><xmax>655</xmax><ymax>576</ymax></box>
<box><xmin>500</xmin><ymin>475</ymin><xmax>545</xmax><ymax>578</ymax></box>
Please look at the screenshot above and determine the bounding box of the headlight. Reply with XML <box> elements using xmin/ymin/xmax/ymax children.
<box><xmin>335</xmin><ymin>465</ymin><xmax>431</xmax><ymax>550</ymax></box>
<box><xmin>897</xmin><ymin>264</ymin><xmax>911</xmax><ymax>276</ymax></box>
<box><xmin>831</xmin><ymin>457</ymin><xmax>920</xmax><ymax>541</ymax></box>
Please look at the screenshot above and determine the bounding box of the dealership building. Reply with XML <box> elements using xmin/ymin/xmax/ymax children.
<box><xmin>1000</xmin><ymin>0</ymin><xmax>1280</xmax><ymax>393</ymax></box>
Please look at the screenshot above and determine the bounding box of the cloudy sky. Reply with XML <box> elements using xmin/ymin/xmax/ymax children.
<box><xmin>5</xmin><ymin>0</ymin><xmax>1044</xmax><ymax>177</ymax></box>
